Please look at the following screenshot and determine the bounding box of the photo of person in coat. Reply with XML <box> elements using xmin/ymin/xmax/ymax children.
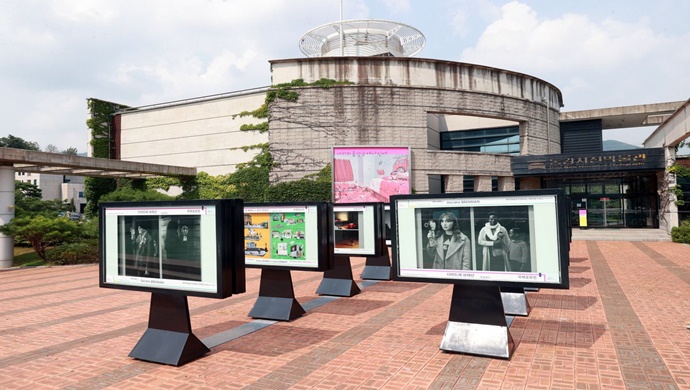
<box><xmin>477</xmin><ymin>212</ymin><xmax>511</xmax><ymax>271</ymax></box>
<box><xmin>426</xmin><ymin>211</ymin><xmax>472</xmax><ymax>270</ymax></box>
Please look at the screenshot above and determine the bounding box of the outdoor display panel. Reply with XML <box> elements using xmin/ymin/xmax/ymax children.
<box><xmin>333</xmin><ymin>202</ymin><xmax>384</xmax><ymax>256</ymax></box>
<box><xmin>333</xmin><ymin>146</ymin><xmax>411</xmax><ymax>204</ymax></box>
<box><xmin>390</xmin><ymin>189</ymin><xmax>569</xmax><ymax>289</ymax></box>
<box><xmin>243</xmin><ymin>202</ymin><xmax>332</xmax><ymax>271</ymax></box>
<box><xmin>99</xmin><ymin>199</ymin><xmax>245</xmax><ymax>298</ymax></box>
<box><xmin>383</xmin><ymin>205</ymin><xmax>392</xmax><ymax>246</ymax></box>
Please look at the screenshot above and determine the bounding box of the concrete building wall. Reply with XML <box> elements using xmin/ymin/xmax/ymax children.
<box><xmin>61</xmin><ymin>182</ymin><xmax>86</xmax><ymax>213</ymax></box>
<box><xmin>645</xmin><ymin>99</ymin><xmax>690</xmax><ymax>148</ymax></box>
<box><xmin>118</xmin><ymin>91</ymin><xmax>268</xmax><ymax>176</ymax></box>
<box><xmin>15</xmin><ymin>172</ymin><xmax>85</xmax><ymax>209</ymax></box>
<box><xmin>267</xmin><ymin>58</ymin><xmax>561</xmax><ymax>193</ymax></box>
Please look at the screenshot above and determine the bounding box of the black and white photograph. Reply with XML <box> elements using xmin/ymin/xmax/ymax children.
<box><xmin>161</xmin><ymin>216</ymin><xmax>202</xmax><ymax>281</ymax></box>
<box><xmin>416</xmin><ymin>208</ymin><xmax>473</xmax><ymax>270</ymax></box>
<box><xmin>473</xmin><ymin>207</ymin><xmax>532</xmax><ymax>273</ymax></box>
<box><xmin>120</xmin><ymin>216</ymin><xmax>160</xmax><ymax>278</ymax></box>
<box><xmin>118</xmin><ymin>215</ymin><xmax>202</xmax><ymax>281</ymax></box>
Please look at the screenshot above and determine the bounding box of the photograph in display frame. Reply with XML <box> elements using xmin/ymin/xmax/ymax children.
<box><xmin>243</xmin><ymin>202</ymin><xmax>332</xmax><ymax>271</ymax></box>
<box><xmin>333</xmin><ymin>146</ymin><xmax>411</xmax><ymax>203</ymax></box>
<box><xmin>333</xmin><ymin>202</ymin><xmax>384</xmax><ymax>257</ymax></box>
<box><xmin>390</xmin><ymin>189</ymin><xmax>569</xmax><ymax>289</ymax></box>
<box><xmin>99</xmin><ymin>199</ymin><xmax>245</xmax><ymax>298</ymax></box>
<box><xmin>383</xmin><ymin>205</ymin><xmax>392</xmax><ymax>247</ymax></box>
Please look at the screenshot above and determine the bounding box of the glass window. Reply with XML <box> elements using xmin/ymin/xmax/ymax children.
<box><xmin>441</xmin><ymin>126</ymin><xmax>520</xmax><ymax>155</ymax></box>
<box><xmin>463</xmin><ymin>176</ymin><xmax>475</xmax><ymax>193</ymax></box>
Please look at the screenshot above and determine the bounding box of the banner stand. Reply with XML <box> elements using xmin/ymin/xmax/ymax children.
<box><xmin>361</xmin><ymin>250</ymin><xmax>392</xmax><ymax>280</ymax></box>
<box><xmin>129</xmin><ymin>293</ymin><xmax>209</xmax><ymax>366</ymax></box>
<box><xmin>248</xmin><ymin>268</ymin><xmax>305</xmax><ymax>321</ymax></box>
<box><xmin>440</xmin><ymin>284</ymin><xmax>515</xmax><ymax>359</ymax></box>
<box><xmin>501</xmin><ymin>286</ymin><xmax>531</xmax><ymax>316</ymax></box>
<box><xmin>316</xmin><ymin>254</ymin><xmax>361</xmax><ymax>297</ymax></box>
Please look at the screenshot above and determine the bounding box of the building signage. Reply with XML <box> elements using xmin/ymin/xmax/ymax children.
<box><xmin>511</xmin><ymin>148</ymin><xmax>665</xmax><ymax>176</ymax></box>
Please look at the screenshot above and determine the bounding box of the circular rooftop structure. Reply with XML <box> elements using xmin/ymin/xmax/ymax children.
<box><xmin>299</xmin><ymin>19</ymin><xmax>425</xmax><ymax>58</ymax></box>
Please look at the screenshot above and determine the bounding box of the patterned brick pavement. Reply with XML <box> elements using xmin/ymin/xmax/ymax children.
<box><xmin>0</xmin><ymin>240</ymin><xmax>688</xmax><ymax>389</ymax></box>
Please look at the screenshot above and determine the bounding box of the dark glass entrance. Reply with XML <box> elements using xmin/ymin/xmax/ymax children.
<box><xmin>543</xmin><ymin>175</ymin><xmax>658</xmax><ymax>228</ymax></box>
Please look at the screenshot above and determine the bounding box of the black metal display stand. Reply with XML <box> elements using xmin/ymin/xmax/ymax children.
<box><xmin>500</xmin><ymin>286</ymin><xmax>531</xmax><ymax>316</ymax></box>
<box><xmin>316</xmin><ymin>254</ymin><xmax>361</xmax><ymax>297</ymax></box>
<box><xmin>248</xmin><ymin>268</ymin><xmax>305</xmax><ymax>321</ymax></box>
<box><xmin>129</xmin><ymin>293</ymin><xmax>210</xmax><ymax>366</ymax></box>
<box><xmin>440</xmin><ymin>284</ymin><xmax>515</xmax><ymax>359</ymax></box>
<box><xmin>360</xmin><ymin>250</ymin><xmax>392</xmax><ymax>280</ymax></box>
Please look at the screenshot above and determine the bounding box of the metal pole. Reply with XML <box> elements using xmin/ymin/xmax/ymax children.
<box><xmin>340</xmin><ymin>0</ymin><xmax>344</xmax><ymax>56</ymax></box>
<box><xmin>545</xmin><ymin>89</ymin><xmax>550</xmax><ymax>154</ymax></box>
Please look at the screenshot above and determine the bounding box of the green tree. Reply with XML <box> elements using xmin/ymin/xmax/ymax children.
<box><xmin>14</xmin><ymin>181</ymin><xmax>69</xmax><ymax>218</ymax></box>
<box><xmin>0</xmin><ymin>216</ymin><xmax>79</xmax><ymax>260</ymax></box>
<box><xmin>226</xmin><ymin>144</ymin><xmax>273</xmax><ymax>202</ymax></box>
<box><xmin>0</xmin><ymin>135</ymin><xmax>40</xmax><ymax>150</ymax></box>
<box><xmin>84</xmin><ymin>177</ymin><xmax>117</xmax><ymax>218</ymax></box>
<box><xmin>45</xmin><ymin>144</ymin><xmax>60</xmax><ymax>153</ymax></box>
<box><xmin>194</xmin><ymin>171</ymin><xmax>233</xmax><ymax>199</ymax></box>
<box><xmin>84</xmin><ymin>98</ymin><xmax>129</xmax><ymax>218</ymax></box>
<box><xmin>62</xmin><ymin>147</ymin><xmax>79</xmax><ymax>155</ymax></box>
<box><xmin>98</xmin><ymin>187</ymin><xmax>174</xmax><ymax>203</ymax></box>
<box><xmin>266</xmin><ymin>164</ymin><xmax>332</xmax><ymax>202</ymax></box>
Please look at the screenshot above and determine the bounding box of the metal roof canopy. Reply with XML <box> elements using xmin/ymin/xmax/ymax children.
<box><xmin>560</xmin><ymin>101</ymin><xmax>686</xmax><ymax>130</ymax></box>
<box><xmin>299</xmin><ymin>19</ymin><xmax>425</xmax><ymax>58</ymax></box>
<box><xmin>1</xmin><ymin>148</ymin><xmax>196</xmax><ymax>178</ymax></box>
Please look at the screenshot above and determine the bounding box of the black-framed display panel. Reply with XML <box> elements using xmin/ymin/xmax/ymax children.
<box><xmin>383</xmin><ymin>204</ymin><xmax>392</xmax><ymax>247</ymax></box>
<box><xmin>99</xmin><ymin>199</ymin><xmax>245</xmax><ymax>299</ymax></box>
<box><xmin>390</xmin><ymin>189</ymin><xmax>569</xmax><ymax>289</ymax></box>
<box><xmin>333</xmin><ymin>202</ymin><xmax>385</xmax><ymax>257</ymax></box>
<box><xmin>243</xmin><ymin>202</ymin><xmax>333</xmax><ymax>272</ymax></box>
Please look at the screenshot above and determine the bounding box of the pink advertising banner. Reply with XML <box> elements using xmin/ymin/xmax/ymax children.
<box><xmin>332</xmin><ymin>146</ymin><xmax>411</xmax><ymax>204</ymax></box>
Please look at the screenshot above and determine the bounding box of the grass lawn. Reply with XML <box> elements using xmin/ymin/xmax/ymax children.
<box><xmin>13</xmin><ymin>246</ymin><xmax>48</xmax><ymax>267</ymax></box>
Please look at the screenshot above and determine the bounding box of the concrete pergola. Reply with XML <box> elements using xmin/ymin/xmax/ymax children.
<box><xmin>0</xmin><ymin>147</ymin><xmax>197</xmax><ymax>268</ymax></box>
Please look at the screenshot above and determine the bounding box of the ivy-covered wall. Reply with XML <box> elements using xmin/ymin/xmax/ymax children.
<box><xmin>84</xmin><ymin>98</ymin><xmax>129</xmax><ymax>217</ymax></box>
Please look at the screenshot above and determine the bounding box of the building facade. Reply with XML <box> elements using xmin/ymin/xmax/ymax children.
<box><xmin>103</xmin><ymin>21</ymin><xmax>690</xmax><ymax>233</ymax></box>
<box><xmin>14</xmin><ymin>172</ymin><xmax>87</xmax><ymax>212</ymax></box>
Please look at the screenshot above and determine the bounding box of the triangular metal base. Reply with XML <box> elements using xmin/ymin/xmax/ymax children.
<box><xmin>129</xmin><ymin>328</ymin><xmax>210</xmax><ymax>366</ymax></box>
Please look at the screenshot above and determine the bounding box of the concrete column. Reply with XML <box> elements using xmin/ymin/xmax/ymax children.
<box><xmin>661</xmin><ymin>146</ymin><xmax>678</xmax><ymax>234</ymax></box>
<box><xmin>474</xmin><ymin>175</ymin><xmax>492</xmax><ymax>192</ymax></box>
<box><xmin>497</xmin><ymin>177</ymin><xmax>515</xmax><ymax>191</ymax></box>
<box><xmin>0</xmin><ymin>165</ymin><xmax>15</xmax><ymax>268</ymax></box>
<box><xmin>445</xmin><ymin>175</ymin><xmax>464</xmax><ymax>193</ymax></box>
<box><xmin>518</xmin><ymin>177</ymin><xmax>541</xmax><ymax>190</ymax></box>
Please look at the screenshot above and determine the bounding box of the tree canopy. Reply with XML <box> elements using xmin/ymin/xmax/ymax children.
<box><xmin>0</xmin><ymin>135</ymin><xmax>39</xmax><ymax>150</ymax></box>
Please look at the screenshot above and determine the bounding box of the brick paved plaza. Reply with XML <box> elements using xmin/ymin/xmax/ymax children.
<box><xmin>0</xmin><ymin>239</ymin><xmax>688</xmax><ymax>389</ymax></box>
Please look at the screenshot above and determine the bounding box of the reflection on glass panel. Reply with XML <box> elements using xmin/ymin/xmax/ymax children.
<box><xmin>441</xmin><ymin>126</ymin><xmax>519</xmax><ymax>155</ymax></box>
<box><xmin>604</xmin><ymin>183</ymin><xmax>621</xmax><ymax>194</ymax></box>
<box><xmin>543</xmin><ymin>175</ymin><xmax>658</xmax><ymax>228</ymax></box>
<box><xmin>571</xmin><ymin>183</ymin><xmax>586</xmax><ymax>193</ymax></box>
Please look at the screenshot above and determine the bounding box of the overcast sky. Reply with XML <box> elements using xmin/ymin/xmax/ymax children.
<box><xmin>1</xmin><ymin>0</ymin><xmax>688</xmax><ymax>153</ymax></box>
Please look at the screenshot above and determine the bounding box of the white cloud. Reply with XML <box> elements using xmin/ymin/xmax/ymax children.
<box><xmin>459</xmin><ymin>1</ymin><xmax>689</xmax><ymax>110</ymax></box>
<box><xmin>379</xmin><ymin>0</ymin><xmax>411</xmax><ymax>14</ymax></box>
<box><xmin>461</xmin><ymin>2</ymin><xmax>659</xmax><ymax>71</ymax></box>
<box><xmin>447</xmin><ymin>0</ymin><xmax>501</xmax><ymax>38</ymax></box>
<box><xmin>1</xmin><ymin>0</ymin><xmax>688</xmax><ymax>151</ymax></box>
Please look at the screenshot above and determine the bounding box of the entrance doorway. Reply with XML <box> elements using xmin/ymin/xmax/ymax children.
<box><xmin>545</xmin><ymin>175</ymin><xmax>658</xmax><ymax>229</ymax></box>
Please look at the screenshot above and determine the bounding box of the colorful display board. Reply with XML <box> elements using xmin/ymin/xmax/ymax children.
<box><xmin>333</xmin><ymin>146</ymin><xmax>411</xmax><ymax>203</ymax></box>
<box><xmin>243</xmin><ymin>202</ymin><xmax>332</xmax><ymax>271</ymax></box>
<box><xmin>333</xmin><ymin>203</ymin><xmax>384</xmax><ymax>256</ymax></box>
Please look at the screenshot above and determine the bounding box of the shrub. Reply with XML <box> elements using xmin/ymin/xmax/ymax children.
<box><xmin>46</xmin><ymin>240</ymin><xmax>99</xmax><ymax>265</ymax></box>
<box><xmin>671</xmin><ymin>221</ymin><xmax>690</xmax><ymax>244</ymax></box>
